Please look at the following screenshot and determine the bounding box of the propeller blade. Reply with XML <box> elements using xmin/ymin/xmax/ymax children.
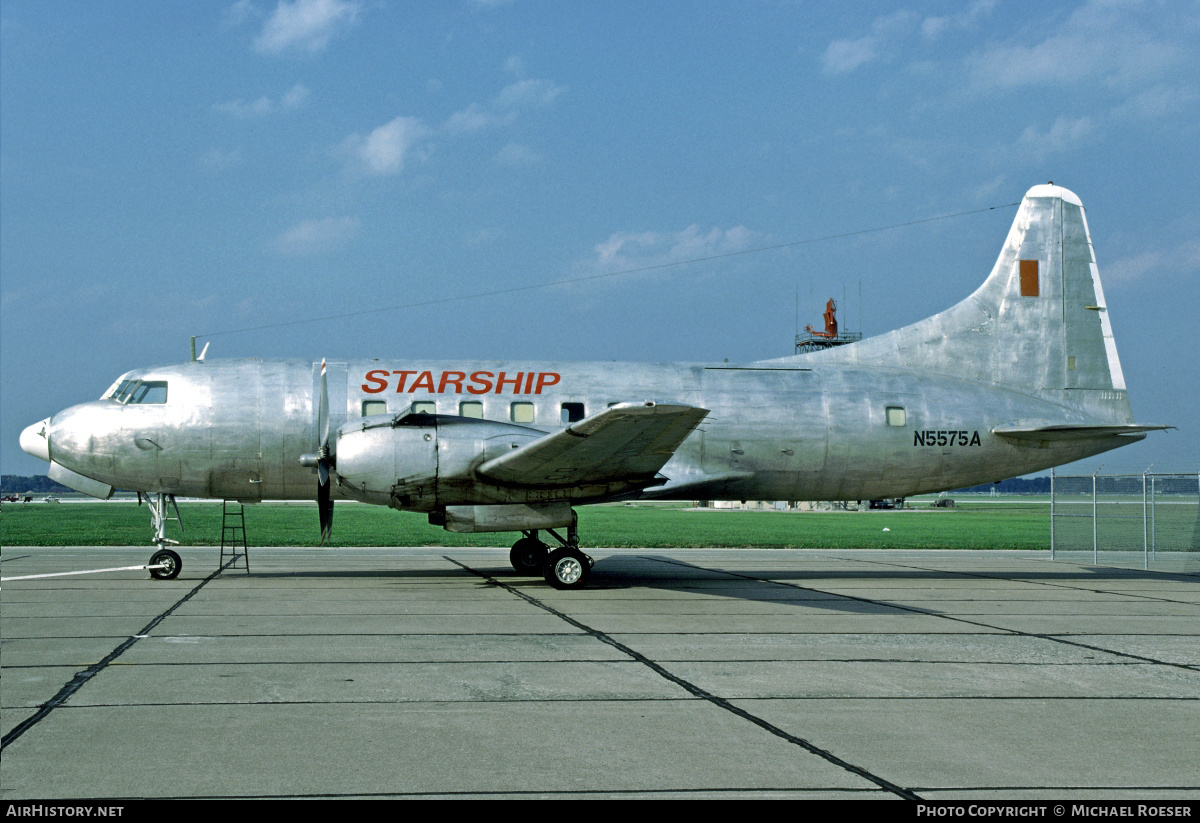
<box><xmin>318</xmin><ymin>471</ymin><xmax>333</xmax><ymax>545</ymax></box>
<box><xmin>318</xmin><ymin>358</ymin><xmax>330</xmax><ymax>449</ymax></box>
<box><xmin>315</xmin><ymin>357</ymin><xmax>334</xmax><ymax>543</ymax></box>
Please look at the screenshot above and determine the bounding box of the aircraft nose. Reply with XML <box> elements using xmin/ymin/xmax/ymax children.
<box><xmin>20</xmin><ymin>417</ymin><xmax>52</xmax><ymax>462</ymax></box>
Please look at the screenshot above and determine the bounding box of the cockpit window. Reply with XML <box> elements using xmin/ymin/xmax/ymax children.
<box><xmin>108</xmin><ymin>380</ymin><xmax>134</xmax><ymax>400</ymax></box>
<box><xmin>128</xmin><ymin>381</ymin><xmax>168</xmax><ymax>404</ymax></box>
<box><xmin>109</xmin><ymin>380</ymin><xmax>168</xmax><ymax>404</ymax></box>
<box><xmin>116</xmin><ymin>381</ymin><xmax>139</xmax><ymax>402</ymax></box>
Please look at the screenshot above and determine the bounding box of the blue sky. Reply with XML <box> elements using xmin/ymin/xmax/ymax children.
<box><xmin>2</xmin><ymin>0</ymin><xmax>1197</xmax><ymax>478</ymax></box>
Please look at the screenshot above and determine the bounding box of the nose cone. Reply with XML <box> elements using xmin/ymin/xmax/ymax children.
<box><xmin>20</xmin><ymin>418</ymin><xmax>51</xmax><ymax>462</ymax></box>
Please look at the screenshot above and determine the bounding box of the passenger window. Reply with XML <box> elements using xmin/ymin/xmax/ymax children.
<box><xmin>411</xmin><ymin>401</ymin><xmax>436</xmax><ymax>415</ymax></box>
<box><xmin>459</xmin><ymin>401</ymin><xmax>484</xmax><ymax>419</ymax></box>
<box><xmin>510</xmin><ymin>402</ymin><xmax>534</xmax><ymax>423</ymax></box>
<box><xmin>561</xmin><ymin>402</ymin><xmax>585</xmax><ymax>423</ymax></box>
<box><xmin>885</xmin><ymin>406</ymin><xmax>906</xmax><ymax>427</ymax></box>
<box><xmin>129</xmin><ymin>381</ymin><xmax>168</xmax><ymax>404</ymax></box>
<box><xmin>362</xmin><ymin>400</ymin><xmax>387</xmax><ymax>417</ymax></box>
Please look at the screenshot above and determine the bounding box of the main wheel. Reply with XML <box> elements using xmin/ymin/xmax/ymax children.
<box><xmin>543</xmin><ymin>547</ymin><xmax>590</xmax><ymax>590</ymax></box>
<box><xmin>509</xmin><ymin>537</ymin><xmax>548</xmax><ymax>574</ymax></box>
<box><xmin>149</xmin><ymin>549</ymin><xmax>181</xmax><ymax>580</ymax></box>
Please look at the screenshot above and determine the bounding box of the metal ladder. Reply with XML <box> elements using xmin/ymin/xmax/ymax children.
<box><xmin>220</xmin><ymin>500</ymin><xmax>250</xmax><ymax>573</ymax></box>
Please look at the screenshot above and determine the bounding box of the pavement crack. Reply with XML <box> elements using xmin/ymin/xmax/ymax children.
<box><xmin>444</xmin><ymin>555</ymin><xmax>922</xmax><ymax>801</ymax></box>
<box><xmin>1</xmin><ymin>556</ymin><xmax>237</xmax><ymax>751</ymax></box>
<box><xmin>644</xmin><ymin>555</ymin><xmax>1200</xmax><ymax>673</ymax></box>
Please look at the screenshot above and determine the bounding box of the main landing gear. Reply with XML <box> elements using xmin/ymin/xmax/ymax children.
<box><xmin>508</xmin><ymin>511</ymin><xmax>594</xmax><ymax>590</ymax></box>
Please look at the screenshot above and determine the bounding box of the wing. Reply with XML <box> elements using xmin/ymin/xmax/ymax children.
<box><xmin>477</xmin><ymin>402</ymin><xmax>709</xmax><ymax>487</ymax></box>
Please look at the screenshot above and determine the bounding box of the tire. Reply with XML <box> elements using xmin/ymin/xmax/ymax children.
<box><xmin>149</xmin><ymin>549</ymin><xmax>181</xmax><ymax>580</ymax></box>
<box><xmin>509</xmin><ymin>537</ymin><xmax>548</xmax><ymax>574</ymax></box>
<box><xmin>543</xmin><ymin>547</ymin><xmax>590</xmax><ymax>590</ymax></box>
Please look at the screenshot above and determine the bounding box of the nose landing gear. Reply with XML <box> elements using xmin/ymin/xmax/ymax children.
<box><xmin>143</xmin><ymin>492</ymin><xmax>183</xmax><ymax>580</ymax></box>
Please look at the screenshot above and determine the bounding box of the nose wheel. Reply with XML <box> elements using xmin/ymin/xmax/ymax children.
<box><xmin>149</xmin><ymin>548</ymin><xmax>182</xmax><ymax>580</ymax></box>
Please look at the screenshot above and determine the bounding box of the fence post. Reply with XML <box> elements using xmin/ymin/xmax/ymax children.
<box><xmin>1143</xmin><ymin>472</ymin><xmax>1148</xmax><ymax>571</ymax></box>
<box><xmin>1150</xmin><ymin>475</ymin><xmax>1156</xmax><ymax>559</ymax></box>
<box><xmin>1050</xmin><ymin>467</ymin><xmax>1056</xmax><ymax>560</ymax></box>
<box><xmin>1092</xmin><ymin>473</ymin><xmax>1098</xmax><ymax>564</ymax></box>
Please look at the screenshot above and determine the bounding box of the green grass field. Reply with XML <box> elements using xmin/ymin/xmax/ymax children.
<box><xmin>0</xmin><ymin>500</ymin><xmax>1055</xmax><ymax>550</ymax></box>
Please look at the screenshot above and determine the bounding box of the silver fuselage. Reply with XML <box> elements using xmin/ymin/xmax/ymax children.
<box><xmin>24</xmin><ymin>186</ymin><xmax>1160</xmax><ymax>517</ymax></box>
<box><xmin>37</xmin><ymin>356</ymin><xmax>1131</xmax><ymax>508</ymax></box>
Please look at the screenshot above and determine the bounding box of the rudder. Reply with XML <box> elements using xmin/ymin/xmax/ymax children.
<box><xmin>780</xmin><ymin>183</ymin><xmax>1134</xmax><ymax>424</ymax></box>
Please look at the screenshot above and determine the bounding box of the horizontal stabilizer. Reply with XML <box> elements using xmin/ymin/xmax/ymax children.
<box><xmin>478</xmin><ymin>402</ymin><xmax>709</xmax><ymax>487</ymax></box>
<box><xmin>638</xmin><ymin>470</ymin><xmax>756</xmax><ymax>499</ymax></box>
<box><xmin>992</xmin><ymin>423</ymin><xmax>1173</xmax><ymax>442</ymax></box>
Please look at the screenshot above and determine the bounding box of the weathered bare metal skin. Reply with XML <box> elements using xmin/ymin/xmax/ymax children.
<box><xmin>23</xmin><ymin>185</ymin><xmax>1166</xmax><ymax>528</ymax></box>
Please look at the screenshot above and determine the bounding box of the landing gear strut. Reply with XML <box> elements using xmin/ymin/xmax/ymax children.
<box><xmin>143</xmin><ymin>492</ymin><xmax>183</xmax><ymax>580</ymax></box>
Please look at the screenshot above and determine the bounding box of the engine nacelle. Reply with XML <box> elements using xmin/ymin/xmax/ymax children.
<box><xmin>333</xmin><ymin>413</ymin><xmax>542</xmax><ymax>510</ymax></box>
<box><xmin>436</xmin><ymin>502</ymin><xmax>573</xmax><ymax>533</ymax></box>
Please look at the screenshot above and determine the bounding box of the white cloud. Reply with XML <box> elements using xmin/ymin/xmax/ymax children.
<box><xmin>254</xmin><ymin>0</ymin><xmax>362</xmax><ymax>55</ymax></box>
<box><xmin>465</xmin><ymin>228</ymin><xmax>504</xmax><ymax>247</ymax></box>
<box><xmin>280</xmin><ymin>84</ymin><xmax>309</xmax><ymax>108</ymax></box>
<box><xmin>494</xmin><ymin>78</ymin><xmax>564</xmax><ymax>110</ymax></box>
<box><xmin>965</xmin><ymin>1</ymin><xmax>1186</xmax><ymax>92</ymax></box>
<box><xmin>215</xmin><ymin>84</ymin><xmax>308</xmax><ymax>117</ymax></box>
<box><xmin>494</xmin><ymin>142</ymin><xmax>539</xmax><ymax>167</ymax></box>
<box><xmin>823</xmin><ymin>37</ymin><xmax>876</xmax><ymax>74</ymax></box>
<box><xmin>972</xmin><ymin>175</ymin><xmax>1007</xmax><ymax>201</ymax></box>
<box><xmin>223</xmin><ymin>0</ymin><xmax>260</xmax><ymax>28</ymax></box>
<box><xmin>921</xmin><ymin>0</ymin><xmax>996</xmax><ymax>42</ymax></box>
<box><xmin>273</xmin><ymin>216</ymin><xmax>360</xmax><ymax>255</ymax></box>
<box><xmin>1017</xmin><ymin>116</ymin><xmax>1093</xmax><ymax>158</ymax></box>
<box><xmin>441</xmin><ymin>78</ymin><xmax>565</xmax><ymax>135</ymax></box>
<box><xmin>1111</xmin><ymin>84</ymin><xmax>1198</xmax><ymax>120</ymax></box>
<box><xmin>503</xmin><ymin>55</ymin><xmax>525</xmax><ymax>76</ymax></box>
<box><xmin>1104</xmin><ymin>239</ymin><xmax>1200</xmax><ymax>283</ymax></box>
<box><xmin>591</xmin><ymin>225</ymin><xmax>760</xmax><ymax>271</ymax></box>
<box><xmin>443</xmin><ymin>104</ymin><xmax>499</xmax><ymax>135</ymax></box>
<box><xmin>821</xmin><ymin>10</ymin><xmax>918</xmax><ymax>74</ymax></box>
<box><xmin>199</xmin><ymin>147</ymin><xmax>244</xmax><ymax>171</ymax></box>
<box><xmin>340</xmin><ymin>77</ymin><xmax>563</xmax><ymax>178</ymax></box>
<box><xmin>343</xmin><ymin>116</ymin><xmax>430</xmax><ymax>176</ymax></box>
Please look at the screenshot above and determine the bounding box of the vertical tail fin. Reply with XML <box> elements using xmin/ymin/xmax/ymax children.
<box><xmin>788</xmin><ymin>184</ymin><xmax>1134</xmax><ymax>423</ymax></box>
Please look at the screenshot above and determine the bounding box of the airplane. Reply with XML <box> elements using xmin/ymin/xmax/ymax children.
<box><xmin>19</xmin><ymin>183</ymin><xmax>1169</xmax><ymax>589</ymax></box>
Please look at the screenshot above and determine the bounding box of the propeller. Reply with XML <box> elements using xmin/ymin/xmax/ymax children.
<box><xmin>316</xmin><ymin>359</ymin><xmax>334</xmax><ymax>544</ymax></box>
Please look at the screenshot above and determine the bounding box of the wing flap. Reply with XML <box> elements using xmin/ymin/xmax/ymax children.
<box><xmin>478</xmin><ymin>402</ymin><xmax>709</xmax><ymax>487</ymax></box>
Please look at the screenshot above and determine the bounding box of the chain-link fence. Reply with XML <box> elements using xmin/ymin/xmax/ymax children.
<box><xmin>1051</xmin><ymin>472</ymin><xmax>1199</xmax><ymax>572</ymax></box>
